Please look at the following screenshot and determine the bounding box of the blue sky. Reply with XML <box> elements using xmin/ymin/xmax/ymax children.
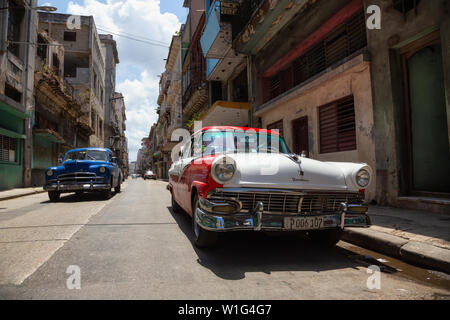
<box><xmin>38</xmin><ymin>1</ymin><xmax>189</xmax><ymax>161</ymax></box>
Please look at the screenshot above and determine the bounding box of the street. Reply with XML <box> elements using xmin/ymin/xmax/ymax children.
<box><xmin>0</xmin><ymin>179</ymin><xmax>449</xmax><ymax>300</ymax></box>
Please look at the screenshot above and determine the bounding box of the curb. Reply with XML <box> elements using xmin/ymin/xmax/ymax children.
<box><xmin>342</xmin><ymin>228</ymin><xmax>450</xmax><ymax>274</ymax></box>
<box><xmin>0</xmin><ymin>189</ymin><xmax>46</xmax><ymax>202</ymax></box>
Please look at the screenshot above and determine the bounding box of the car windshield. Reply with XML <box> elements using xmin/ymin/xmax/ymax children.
<box><xmin>194</xmin><ymin>130</ymin><xmax>291</xmax><ymax>156</ymax></box>
<box><xmin>64</xmin><ymin>150</ymin><xmax>108</xmax><ymax>162</ymax></box>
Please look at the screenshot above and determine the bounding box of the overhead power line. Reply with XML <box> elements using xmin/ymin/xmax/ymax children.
<box><xmin>97</xmin><ymin>25</ymin><xmax>170</xmax><ymax>46</ymax></box>
<box><xmin>96</xmin><ymin>27</ymin><xmax>171</xmax><ymax>48</ymax></box>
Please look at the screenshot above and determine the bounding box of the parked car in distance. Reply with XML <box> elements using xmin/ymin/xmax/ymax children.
<box><xmin>132</xmin><ymin>174</ymin><xmax>137</xmax><ymax>179</ymax></box>
<box><xmin>144</xmin><ymin>170</ymin><xmax>157</xmax><ymax>180</ymax></box>
<box><xmin>168</xmin><ymin>126</ymin><xmax>372</xmax><ymax>248</ymax></box>
<box><xmin>44</xmin><ymin>148</ymin><xmax>123</xmax><ymax>201</ymax></box>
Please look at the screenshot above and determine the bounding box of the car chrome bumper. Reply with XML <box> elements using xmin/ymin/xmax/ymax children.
<box><xmin>44</xmin><ymin>183</ymin><xmax>110</xmax><ymax>192</ymax></box>
<box><xmin>195</xmin><ymin>197</ymin><xmax>371</xmax><ymax>232</ymax></box>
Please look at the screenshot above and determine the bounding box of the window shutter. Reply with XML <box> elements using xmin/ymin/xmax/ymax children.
<box><xmin>319</xmin><ymin>96</ymin><xmax>356</xmax><ymax>153</ymax></box>
<box><xmin>267</xmin><ymin>120</ymin><xmax>284</xmax><ymax>137</ymax></box>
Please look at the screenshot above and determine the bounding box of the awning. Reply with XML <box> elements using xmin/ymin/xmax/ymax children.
<box><xmin>200</xmin><ymin>101</ymin><xmax>250</xmax><ymax>127</ymax></box>
<box><xmin>0</xmin><ymin>100</ymin><xmax>31</xmax><ymax>119</ymax></box>
<box><xmin>0</xmin><ymin>127</ymin><xmax>26</xmax><ymax>139</ymax></box>
<box><xmin>33</xmin><ymin>129</ymin><xmax>66</xmax><ymax>144</ymax></box>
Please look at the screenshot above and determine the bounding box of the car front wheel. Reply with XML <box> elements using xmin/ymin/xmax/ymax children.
<box><xmin>191</xmin><ymin>194</ymin><xmax>218</xmax><ymax>248</ymax></box>
<box><xmin>309</xmin><ymin>228</ymin><xmax>343</xmax><ymax>247</ymax></box>
<box><xmin>48</xmin><ymin>191</ymin><xmax>60</xmax><ymax>202</ymax></box>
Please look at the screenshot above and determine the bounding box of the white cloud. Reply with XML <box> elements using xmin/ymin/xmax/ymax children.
<box><xmin>66</xmin><ymin>0</ymin><xmax>181</xmax><ymax>161</ymax></box>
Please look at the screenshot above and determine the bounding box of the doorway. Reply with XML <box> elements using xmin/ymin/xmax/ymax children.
<box><xmin>292</xmin><ymin>116</ymin><xmax>309</xmax><ymax>157</ymax></box>
<box><xmin>400</xmin><ymin>32</ymin><xmax>450</xmax><ymax>195</ymax></box>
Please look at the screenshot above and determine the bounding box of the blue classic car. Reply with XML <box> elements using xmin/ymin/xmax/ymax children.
<box><xmin>44</xmin><ymin>148</ymin><xmax>123</xmax><ymax>201</ymax></box>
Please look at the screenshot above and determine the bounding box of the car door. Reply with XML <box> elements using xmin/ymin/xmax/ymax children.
<box><xmin>178</xmin><ymin>136</ymin><xmax>195</xmax><ymax>210</ymax></box>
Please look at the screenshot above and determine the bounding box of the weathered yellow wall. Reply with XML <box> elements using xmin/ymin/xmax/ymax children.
<box><xmin>258</xmin><ymin>56</ymin><xmax>376</xmax><ymax>201</ymax></box>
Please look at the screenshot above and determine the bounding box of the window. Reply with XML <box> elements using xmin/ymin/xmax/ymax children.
<box><xmin>64</xmin><ymin>31</ymin><xmax>77</xmax><ymax>42</ymax></box>
<box><xmin>393</xmin><ymin>0</ymin><xmax>420</xmax><ymax>14</ymax></box>
<box><xmin>52</xmin><ymin>53</ymin><xmax>60</xmax><ymax>76</ymax></box>
<box><xmin>319</xmin><ymin>96</ymin><xmax>356</xmax><ymax>153</ymax></box>
<box><xmin>4</xmin><ymin>83</ymin><xmax>22</xmax><ymax>103</ymax></box>
<box><xmin>37</xmin><ymin>36</ymin><xmax>47</xmax><ymax>61</ymax></box>
<box><xmin>267</xmin><ymin>120</ymin><xmax>284</xmax><ymax>137</ymax></box>
<box><xmin>0</xmin><ymin>135</ymin><xmax>17</xmax><ymax>163</ymax></box>
<box><xmin>7</xmin><ymin>4</ymin><xmax>25</xmax><ymax>57</ymax></box>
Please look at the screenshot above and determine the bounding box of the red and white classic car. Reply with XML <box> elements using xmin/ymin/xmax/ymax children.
<box><xmin>168</xmin><ymin>126</ymin><xmax>372</xmax><ymax>248</ymax></box>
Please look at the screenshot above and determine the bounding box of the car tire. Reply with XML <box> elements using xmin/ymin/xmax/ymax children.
<box><xmin>171</xmin><ymin>193</ymin><xmax>183</xmax><ymax>214</ymax></box>
<box><xmin>48</xmin><ymin>191</ymin><xmax>60</xmax><ymax>202</ymax></box>
<box><xmin>103</xmin><ymin>178</ymin><xmax>113</xmax><ymax>200</ymax></box>
<box><xmin>191</xmin><ymin>194</ymin><xmax>218</xmax><ymax>248</ymax></box>
<box><xmin>115</xmin><ymin>176</ymin><xmax>121</xmax><ymax>193</ymax></box>
<box><xmin>309</xmin><ymin>228</ymin><xmax>343</xmax><ymax>247</ymax></box>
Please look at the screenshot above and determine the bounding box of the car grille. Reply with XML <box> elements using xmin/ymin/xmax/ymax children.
<box><xmin>49</xmin><ymin>172</ymin><xmax>104</xmax><ymax>184</ymax></box>
<box><xmin>209</xmin><ymin>190</ymin><xmax>364</xmax><ymax>215</ymax></box>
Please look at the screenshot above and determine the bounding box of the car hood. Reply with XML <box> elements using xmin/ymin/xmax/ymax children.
<box><xmin>47</xmin><ymin>160</ymin><xmax>110</xmax><ymax>174</ymax></box>
<box><xmin>220</xmin><ymin>153</ymin><xmax>370</xmax><ymax>192</ymax></box>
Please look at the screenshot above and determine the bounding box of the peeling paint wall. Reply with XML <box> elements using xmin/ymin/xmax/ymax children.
<box><xmin>363</xmin><ymin>0</ymin><xmax>449</xmax><ymax>210</ymax></box>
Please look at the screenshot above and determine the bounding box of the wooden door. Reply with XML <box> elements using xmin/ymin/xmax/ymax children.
<box><xmin>292</xmin><ymin>116</ymin><xmax>309</xmax><ymax>156</ymax></box>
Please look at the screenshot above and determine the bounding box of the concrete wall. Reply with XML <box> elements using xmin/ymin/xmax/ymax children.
<box><xmin>257</xmin><ymin>55</ymin><xmax>376</xmax><ymax>201</ymax></box>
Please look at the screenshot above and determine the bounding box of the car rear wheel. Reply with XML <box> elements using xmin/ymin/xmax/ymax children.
<box><xmin>171</xmin><ymin>193</ymin><xmax>183</xmax><ymax>214</ymax></box>
<box><xmin>191</xmin><ymin>194</ymin><xmax>218</xmax><ymax>248</ymax></box>
<box><xmin>309</xmin><ymin>228</ymin><xmax>343</xmax><ymax>247</ymax></box>
<box><xmin>48</xmin><ymin>191</ymin><xmax>60</xmax><ymax>202</ymax></box>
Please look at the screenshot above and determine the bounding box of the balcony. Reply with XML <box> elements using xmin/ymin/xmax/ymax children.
<box><xmin>234</xmin><ymin>0</ymin><xmax>311</xmax><ymax>55</ymax></box>
<box><xmin>65</xmin><ymin>67</ymin><xmax>90</xmax><ymax>85</ymax></box>
<box><xmin>200</xmin><ymin>100</ymin><xmax>250</xmax><ymax>127</ymax></box>
<box><xmin>200</xmin><ymin>1</ymin><xmax>245</xmax><ymax>81</ymax></box>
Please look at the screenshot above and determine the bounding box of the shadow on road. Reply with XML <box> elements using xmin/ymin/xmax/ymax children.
<box><xmin>40</xmin><ymin>192</ymin><xmax>118</xmax><ymax>203</ymax></box>
<box><xmin>167</xmin><ymin>206</ymin><xmax>364</xmax><ymax>280</ymax></box>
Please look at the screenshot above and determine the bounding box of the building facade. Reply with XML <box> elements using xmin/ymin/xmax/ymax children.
<box><xmin>38</xmin><ymin>12</ymin><xmax>107</xmax><ymax>148</ymax></box>
<box><xmin>0</xmin><ymin>0</ymin><xmax>37</xmax><ymax>190</ymax></box>
<box><xmin>32</xmin><ymin>29</ymin><xmax>90</xmax><ymax>186</ymax></box>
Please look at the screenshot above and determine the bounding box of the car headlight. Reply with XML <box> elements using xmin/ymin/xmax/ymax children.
<box><xmin>46</xmin><ymin>169</ymin><xmax>54</xmax><ymax>177</ymax></box>
<box><xmin>356</xmin><ymin>169</ymin><xmax>370</xmax><ymax>187</ymax></box>
<box><xmin>99</xmin><ymin>166</ymin><xmax>106</xmax><ymax>173</ymax></box>
<box><xmin>212</xmin><ymin>157</ymin><xmax>236</xmax><ymax>183</ymax></box>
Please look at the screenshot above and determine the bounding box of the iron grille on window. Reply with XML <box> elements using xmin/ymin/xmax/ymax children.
<box><xmin>0</xmin><ymin>135</ymin><xmax>17</xmax><ymax>162</ymax></box>
<box><xmin>319</xmin><ymin>96</ymin><xmax>356</xmax><ymax>154</ymax></box>
<box><xmin>268</xmin><ymin>10</ymin><xmax>367</xmax><ymax>102</ymax></box>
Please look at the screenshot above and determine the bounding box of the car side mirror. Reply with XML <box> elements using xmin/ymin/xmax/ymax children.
<box><xmin>300</xmin><ymin>150</ymin><xmax>308</xmax><ymax>158</ymax></box>
<box><xmin>58</xmin><ymin>158</ymin><xmax>63</xmax><ymax>164</ymax></box>
<box><xmin>111</xmin><ymin>157</ymin><xmax>118</xmax><ymax>163</ymax></box>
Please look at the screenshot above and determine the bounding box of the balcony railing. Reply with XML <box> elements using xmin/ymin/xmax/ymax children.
<box><xmin>231</xmin><ymin>0</ymin><xmax>264</xmax><ymax>39</ymax></box>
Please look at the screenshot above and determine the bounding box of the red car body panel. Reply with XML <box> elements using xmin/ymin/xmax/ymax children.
<box><xmin>171</xmin><ymin>126</ymin><xmax>281</xmax><ymax>217</ymax></box>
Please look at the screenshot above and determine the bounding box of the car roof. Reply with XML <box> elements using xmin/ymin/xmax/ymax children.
<box><xmin>66</xmin><ymin>148</ymin><xmax>111</xmax><ymax>154</ymax></box>
<box><xmin>194</xmin><ymin>126</ymin><xmax>281</xmax><ymax>136</ymax></box>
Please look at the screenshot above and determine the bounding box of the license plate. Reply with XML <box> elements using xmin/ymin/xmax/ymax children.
<box><xmin>284</xmin><ymin>216</ymin><xmax>324</xmax><ymax>230</ymax></box>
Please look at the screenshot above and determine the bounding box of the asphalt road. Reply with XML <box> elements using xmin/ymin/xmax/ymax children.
<box><xmin>0</xmin><ymin>179</ymin><xmax>449</xmax><ymax>299</ymax></box>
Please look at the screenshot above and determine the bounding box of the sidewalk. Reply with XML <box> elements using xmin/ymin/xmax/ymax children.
<box><xmin>0</xmin><ymin>187</ymin><xmax>45</xmax><ymax>201</ymax></box>
<box><xmin>342</xmin><ymin>205</ymin><xmax>450</xmax><ymax>274</ymax></box>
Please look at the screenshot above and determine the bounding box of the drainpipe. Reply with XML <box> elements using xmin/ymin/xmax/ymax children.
<box><xmin>22</xmin><ymin>0</ymin><xmax>34</xmax><ymax>187</ymax></box>
<box><xmin>246</xmin><ymin>55</ymin><xmax>254</xmax><ymax>127</ymax></box>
